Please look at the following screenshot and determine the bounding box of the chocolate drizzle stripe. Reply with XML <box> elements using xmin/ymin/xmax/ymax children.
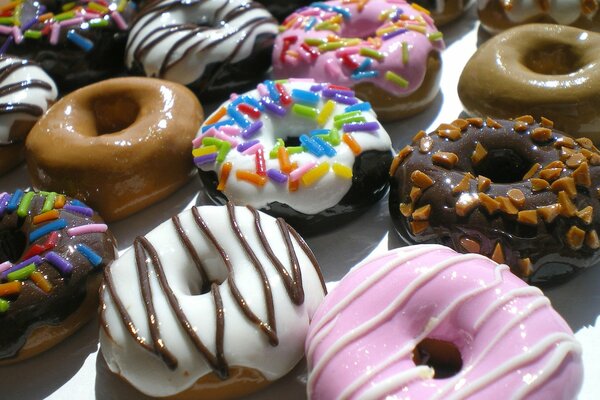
<box><xmin>288</xmin><ymin>226</ymin><xmax>328</xmax><ymax>293</ymax></box>
<box><xmin>211</xmin><ymin>282</ymin><xmax>228</xmax><ymax>378</ymax></box>
<box><xmin>0</xmin><ymin>103</ymin><xmax>43</xmax><ymax>116</ymax></box>
<box><xmin>0</xmin><ymin>59</ymin><xmax>30</xmax><ymax>82</ymax></box>
<box><xmin>172</xmin><ymin>214</ymin><xmax>210</xmax><ymax>293</ymax></box>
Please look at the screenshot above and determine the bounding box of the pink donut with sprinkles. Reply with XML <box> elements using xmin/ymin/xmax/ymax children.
<box><xmin>273</xmin><ymin>0</ymin><xmax>445</xmax><ymax>121</ymax></box>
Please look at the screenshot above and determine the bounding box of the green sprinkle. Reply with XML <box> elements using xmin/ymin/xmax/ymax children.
<box><xmin>287</xmin><ymin>146</ymin><xmax>304</xmax><ymax>155</ymax></box>
<box><xmin>315</xmin><ymin>22</ymin><xmax>340</xmax><ymax>31</ymax></box>
<box><xmin>53</xmin><ymin>11</ymin><xmax>75</xmax><ymax>21</ymax></box>
<box><xmin>304</xmin><ymin>38</ymin><xmax>326</xmax><ymax>46</ymax></box>
<box><xmin>24</xmin><ymin>30</ymin><xmax>42</xmax><ymax>39</ymax></box>
<box><xmin>42</xmin><ymin>192</ymin><xmax>57</xmax><ymax>213</ymax></box>
<box><xmin>292</xmin><ymin>104</ymin><xmax>318</xmax><ymax>119</ymax></box>
<box><xmin>62</xmin><ymin>1</ymin><xmax>76</xmax><ymax>11</ymax></box>
<box><xmin>428</xmin><ymin>31</ymin><xmax>444</xmax><ymax>42</ymax></box>
<box><xmin>334</xmin><ymin>116</ymin><xmax>367</xmax><ymax>129</ymax></box>
<box><xmin>7</xmin><ymin>264</ymin><xmax>36</xmax><ymax>282</ymax></box>
<box><xmin>402</xmin><ymin>41</ymin><xmax>409</xmax><ymax>64</ymax></box>
<box><xmin>89</xmin><ymin>18</ymin><xmax>109</xmax><ymax>28</ymax></box>
<box><xmin>117</xmin><ymin>0</ymin><xmax>128</xmax><ymax>12</ymax></box>
<box><xmin>274</xmin><ymin>79</ymin><xmax>288</xmax><ymax>84</ymax></box>
<box><xmin>318</xmin><ymin>42</ymin><xmax>345</xmax><ymax>52</ymax></box>
<box><xmin>17</xmin><ymin>192</ymin><xmax>35</xmax><ymax>218</ymax></box>
<box><xmin>270</xmin><ymin>138</ymin><xmax>284</xmax><ymax>158</ymax></box>
<box><xmin>334</xmin><ymin>111</ymin><xmax>361</xmax><ymax>121</ymax></box>
<box><xmin>359</xmin><ymin>47</ymin><xmax>385</xmax><ymax>61</ymax></box>
<box><xmin>87</xmin><ymin>2</ymin><xmax>108</xmax><ymax>13</ymax></box>
<box><xmin>202</xmin><ymin>137</ymin><xmax>221</xmax><ymax>147</ymax></box>
<box><xmin>0</xmin><ymin>17</ymin><xmax>16</xmax><ymax>25</ymax></box>
<box><xmin>216</xmin><ymin>141</ymin><xmax>231</xmax><ymax>163</ymax></box>
<box><xmin>329</xmin><ymin>128</ymin><xmax>341</xmax><ymax>146</ymax></box>
<box><xmin>0</xmin><ymin>299</ymin><xmax>9</xmax><ymax>313</ymax></box>
<box><xmin>385</xmin><ymin>71</ymin><xmax>409</xmax><ymax>88</ymax></box>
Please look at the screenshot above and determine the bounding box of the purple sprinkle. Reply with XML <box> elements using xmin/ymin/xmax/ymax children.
<box><xmin>63</xmin><ymin>204</ymin><xmax>94</xmax><ymax>217</ymax></box>
<box><xmin>263</xmin><ymin>100</ymin><xmax>287</xmax><ymax>117</ymax></box>
<box><xmin>267</xmin><ymin>169</ymin><xmax>288</xmax><ymax>183</ymax></box>
<box><xmin>21</xmin><ymin>17</ymin><xmax>39</xmax><ymax>31</ymax></box>
<box><xmin>194</xmin><ymin>153</ymin><xmax>217</xmax><ymax>166</ymax></box>
<box><xmin>343</xmin><ymin>121</ymin><xmax>380</xmax><ymax>132</ymax></box>
<box><xmin>237</xmin><ymin>139</ymin><xmax>260</xmax><ymax>152</ymax></box>
<box><xmin>241</xmin><ymin>121</ymin><xmax>263</xmax><ymax>140</ymax></box>
<box><xmin>334</xmin><ymin>94</ymin><xmax>358</xmax><ymax>105</ymax></box>
<box><xmin>45</xmin><ymin>251</ymin><xmax>73</xmax><ymax>276</ymax></box>
<box><xmin>382</xmin><ymin>28</ymin><xmax>408</xmax><ymax>41</ymax></box>
<box><xmin>322</xmin><ymin>88</ymin><xmax>355</xmax><ymax>98</ymax></box>
<box><xmin>0</xmin><ymin>193</ymin><xmax>9</xmax><ymax>216</ymax></box>
<box><xmin>0</xmin><ymin>35</ymin><xmax>13</xmax><ymax>55</ymax></box>
<box><xmin>1</xmin><ymin>255</ymin><xmax>42</xmax><ymax>279</ymax></box>
<box><xmin>310</xmin><ymin>84</ymin><xmax>323</xmax><ymax>92</ymax></box>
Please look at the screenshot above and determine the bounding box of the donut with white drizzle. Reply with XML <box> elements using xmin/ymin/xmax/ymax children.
<box><xmin>100</xmin><ymin>203</ymin><xmax>326</xmax><ymax>399</ymax></box>
<box><xmin>306</xmin><ymin>245</ymin><xmax>583</xmax><ymax>399</ymax></box>
<box><xmin>0</xmin><ymin>55</ymin><xmax>57</xmax><ymax>175</ymax></box>
<box><xmin>192</xmin><ymin>79</ymin><xmax>393</xmax><ymax>234</ymax></box>
<box><xmin>126</xmin><ymin>0</ymin><xmax>278</xmax><ymax>97</ymax></box>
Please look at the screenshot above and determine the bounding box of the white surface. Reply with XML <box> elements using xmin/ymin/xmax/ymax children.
<box><xmin>1</xmin><ymin>6</ymin><xmax>598</xmax><ymax>399</ymax></box>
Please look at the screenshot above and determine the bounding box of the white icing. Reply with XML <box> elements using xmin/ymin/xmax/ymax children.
<box><xmin>478</xmin><ymin>0</ymin><xmax>599</xmax><ymax>24</ymax></box>
<box><xmin>125</xmin><ymin>0</ymin><xmax>278</xmax><ymax>85</ymax></box>
<box><xmin>100</xmin><ymin>205</ymin><xmax>326</xmax><ymax>397</ymax></box>
<box><xmin>0</xmin><ymin>56</ymin><xmax>57</xmax><ymax>144</ymax></box>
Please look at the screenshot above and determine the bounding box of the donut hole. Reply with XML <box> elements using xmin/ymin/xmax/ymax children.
<box><xmin>472</xmin><ymin>148</ymin><xmax>532</xmax><ymax>184</ymax></box>
<box><xmin>412</xmin><ymin>338</ymin><xmax>463</xmax><ymax>379</ymax></box>
<box><xmin>0</xmin><ymin>229</ymin><xmax>26</xmax><ymax>263</ymax></box>
<box><xmin>523</xmin><ymin>44</ymin><xmax>583</xmax><ymax>75</ymax></box>
<box><xmin>92</xmin><ymin>96</ymin><xmax>140</xmax><ymax>135</ymax></box>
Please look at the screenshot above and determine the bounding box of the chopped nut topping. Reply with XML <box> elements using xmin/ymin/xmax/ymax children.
<box><xmin>554</xmin><ymin>136</ymin><xmax>575</xmax><ymax>149</ymax></box>
<box><xmin>540</xmin><ymin>116</ymin><xmax>554</xmax><ymax>127</ymax></box>
<box><xmin>419</xmin><ymin>136</ymin><xmax>433</xmax><ymax>153</ymax></box>
<box><xmin>452</xmin><ymin>173</ymin><xmax>474</xmax><ymax>194</ymax></box>
<box><xmin>517</xmin><ymin>210</ymin><xmax>538</xmax><ymax>225</ymax></box>
<box><xmin>566</xmin><ymin>153</ymin><xmax>586</xmax><ymax>168</ymax></box>
<box><xmin>412</xmin><ymin>130</ymin><xmax>426</xmax><ymax>143</ymax></box>
<box><xmin>479</xmin><ymin>193</ymin><xmax>500</xmax><ymax>214</ymax></box>
<box><xmin>586</xmin><ymin>229</ymin><xmax>600</xmax><ymax>249</ymax></box>
<box><xmin>558</xmin><ymin>191</ymin><xmax>577</xmax><ymax>217</ymax></box>
<box><xmin>576</xmin><ymin>137</ymin><xmax>594</xmax><ymax>150</ymax></box>
<box><xmin>466</xmin><ymin>117</ymin><xmax>483</xmax><ymax>128</ymax></box>
<box><xmin>531</xmin><ymin>127</ymin><xmax>553</xmax><ymax>142</ymax></box>
<box><xmin>559</xmin><ymin>146</ymin><xmax>575</xmax><ymax>162</ymax></box>
<box><xmin>576</xmin><ymin>206</ymin><xmax>593</xmax><ymax>225</ymax></box>
<box><xmin>515</xmin><ymin>115</ymin><xmax>534</xmax><ymax>124</ymax></box>
<box><xmin>477</xmin><ymin>175</ymin><xmax>491</xmax><ymax>192</ymax></box>
<box><xmin>537</xmin><ymin>203</ymin><xmax>561</xmax><ymax>223</ymax></box>
<box><xmin>507</xmin><ymin>189</ymin><xmax>526</xmax><ymax>208</ymax></box>
<box><xmin>412</xmin><ymin>204</ymin><xmax>431</xmax><ymax>221</ymax></box>
<box><xmin>531</xmin><ymin>178</ymin><xmax>550</xmax><ymax>192</ymax></box>
<box><xmin>550</xmin><ymin>177</ymin><xmax>577</xmax><ymax>198</ymax></box>
<box><xmin>518</xmin><ymin>258</ymin><xmax>533</xmax><ymax>277</ymax></box>
<box><xmin>456</xmin><ymin>193</ymin><xmax>480</xmax><ymax>217</ymax></box>
<box><xmin>545</xmin><ymin>160</ymin><xmax>565</xmax><ymax>169</ymax></box>
<box><xmin>410</xmin><ymin>220</ymin><xmax>429</xmax><ymax>235</ymax></box>
<box><xmin>539</xmin><ymin>168</ymin><xmax>562</xmax><ymax>182</ymax></box>
<box><xmin>573</xmin><ymin>162</ymin><xmax>592</xmax><ymax>187</ymax></box>
<box><xmin>491</xmin><ymin>242</ymin><xmax>505</xmax><ymax>264</ymax></box>
<box><xmin>497</xmin><ymin>196</ymin><xmax>518</xmax><ymax>215</ymax></box>
<box><xmin>452</xmin><ymin>119</ymin><xmax>469</xmax><ymax>130</ymax></box>
<box><xmin>566</xmin><ymin>226</ymin><xmax>585</xmax><ymax>250</ymax></box>
<box><xmin>485</xmin><ymin>117</ymin><xmax>502</xmax><ymax>129</ymax></box>
<box><xmin>400</xmin><ymin>202</ymin><xmax>413</xmax><ymax>217</ymax></box>
<box><xmin>471</xmin><ymin>143</ymin><xmax>488</xmax><ymax>165</ymax></box>
<box><xmin>513</xmin><ymin>121</ymin><xmax>528</xmax><ymax>132</ymax></box>
<box><xmin>411</xmin><ymin>170</ymin><xmax>434</xmax><ymax>189</ymax></box>
<box><xmin>460</xmin><ymin>237</ymin><xmax>480</xmax><ymax>253</ymax></box>
<box><xmin>522</xmin><ymin>163</ymin><xmax>541</xmax><ymax>180</ymax></box>
<box><xmin>437</xmin><ymin>124</ymin><xmax>462</xmax><ymax>140</ymax></box>
<box><xmin>582</xmin><ymin>0</ymin><xmax>599</xmax><ymax>15</ymax></box>
<box><xmin>589</xmin><ymin>153</ymin><xmax>600</xmax><ymax>166</ymax></box>
<box><xmin>432</xmin><ymin>151</ymin><xmax>459</xmax><ymax>169</ymax></box>
<box><xmin>390</xmin><ymin>145</ymin><xmax>413</xmax><ymax>176</ymax></box>
<box><xmin>581</xmin><ymin>148</ymin><xmax>594</xmax><ymax>159</ymax></box>
<box><xmin>410</xmin><ymin>186</ymin><xmax>422</xmax><ymax>202</ymax></box>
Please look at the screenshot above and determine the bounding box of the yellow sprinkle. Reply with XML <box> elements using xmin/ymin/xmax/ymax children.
<box><xmin>30</xmin><ymin>271</ymin><xmax>53</xmax><ymax>293</ymax></box>
<box><xmin>411</xmin><ymin>3</ymin><xmax>431</xmax><ymax>15</ymax></box>
<box><xmin>406</xmin><ymin>24</ymin><xmax>427</xmax><ymax>34</ymax></box>
<box><xmin>317</xmin><ymin>100</ymin><xmax>335</xmax><ymax>126</ymax></box>
<box><xmin>192</xmin><ymin>145</ymin><xmax>218</xmax><ymax>157</ymax></box>
<box><xmin>302</xmin><ymin>162</ymin><xmax>330</xmax><ymax>186</ymax></box>
<box><xmin>332</xmin><ymin>162</ymin><xmax>353</xmax><ymax>179</ymax></box>
<box><xmin>376</xmin><ymin>26</ymin><xmax>397</xmax><ymax>36</ymax></box>
<box><xmin>117</xmin><ymin>0</ymin><xmax>128</xmax><ymax>12</ymax></box>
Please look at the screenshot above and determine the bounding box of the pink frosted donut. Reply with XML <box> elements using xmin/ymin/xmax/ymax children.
<box><xmin>306</xmin><ymin>245</ymin><xmax>583</xmax><ymax>399</ymax></box>
<box><xmin>273</xmin><ymin>0</ymin><xmax>444</xmax><ymax>121</ymax></box>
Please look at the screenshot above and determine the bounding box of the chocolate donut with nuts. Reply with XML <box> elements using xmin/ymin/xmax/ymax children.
<box><xmin>389</xmin><ymin>116</ymin><xmax>600</xmax><ymax>285</ymax></box>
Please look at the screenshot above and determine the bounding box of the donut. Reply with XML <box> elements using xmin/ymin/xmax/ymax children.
<box><xmin>99</xmin><ymin>203</ymin><xmax>326</xmax><ymax>399</ymax></box>
<box><xmin>413</xmin><ymin>0</ymin><xmax>475</xmax><ymax>25</ymax></box>
<box><xmin>388</xmin><ymin>116</ymin><xmax>600</xmax><ymax>284</ymax></box>
<box><xmin>0</xmin><ymin>55</ymin><xmax>57</xmax><ymax>176</ymax></box>
<box><xmin>0</xmin><ymin>0</ymin><xmax>136</xmax><ymax>93</ymax></box>
<box><xmin>478</xmin><ymin>0</ymin><xmax>600</xmax><ymax>33</ymax></box>
<box><xmin>25</xmin><ymin>77</ymin><xmax>203</xmax><ymax>222</ymax></box>
<box><xmin>256</xmin><ymin>0</ymin><xmax>312</xmax><ymax>21</ymax></box>
<box><xmin>458</xmin><ymin>24</ymin><xmax>600</xmax><ymax>142</ymax></box>
<box><xmin>306</xmin><ymin>245</ymin><xmax>583</xmax><ymax>399</ymax></box>
<box><xmin>273</xmin><ymin>0</ymin><xmax>445</xmax><ymax>121</ymax></box>
<box><xmin>0</xmin><ymin>189</ymin><xmax>117</xmax><ymax>363</ymax></box>
<box><xmin>192</xmin><ymin>79</ymin><xmax>394</xmax><ymax>234</ymax></box>
<box><xmin>125</xmin><ymin>0</ymin><xmax>278</xmax><ymax>98</ymax></box>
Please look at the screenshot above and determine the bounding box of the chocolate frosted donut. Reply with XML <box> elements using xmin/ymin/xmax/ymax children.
<box><xmin>0</xmin><ymin>0</ymin><xmax>136</xmax><ymax>93</ymax></box>
<box><xmin>389</xmin><ymin>116</ymin><xmax>600</xmax><ymax>285</ymax></box>
<box><xmin>125</xmin><ymin>0</ymin><xmax>278</xmax><ymax>98</ymax></box>
<box><xmin>0</xmin><ymin>189</ymin><xmax>117</xmax><ymax>363</ymax></box>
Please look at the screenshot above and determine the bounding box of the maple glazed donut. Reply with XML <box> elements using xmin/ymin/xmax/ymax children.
<box><xmin>192</xmin><ymin>79</ymin><xmax>394</xmax><ymax>234</ymax></box>
<box><xmin>26</xmin><ymin>77</ymin><xmax>203</xmax><ymax>222</ymax></box>
<box><xmin>413</xmin><ymin>0</ymin><xmax>475</xmax><ymax>25</ymax></box>
<box><xmin>125</xmin><ymin>0</ymin><xmax>278</xmax><ymax>98</ymax></box>
<box><xmin>478</xmin><ymin>0</ymin><xmax>600</xmax><ymax>33</ymax></box>
<box><xmin>458</xmin><ymin>24</ymin><xmax>600</xmax><ymax>141</ymax></box>
<box><xmin>389</xmin><ymin>116</ymin><xmax>600</xmax><ymax>285</ymax></box>
<box><xmin>0</xmin><ymin>189</ymin><xmax>117</xmax><ymax>363</ymax></box>
<box><xmin>273</xmin><ymin>0</ymin><xmax>445</xmax><ymax>121</ymax></box>
<box><xmin>0</xmin><ymin>55</ymin><xmax>57</xmax><ymax>175</ymax></box>
<box><xmin>100</xmin><ymin>203</ymin><xmax>326</xmax><ymax>399</ymax></box>
<box><xmin>306</xmin><ymin>245</ymin><xmax>583</xmax><ymax>399</ymax></box>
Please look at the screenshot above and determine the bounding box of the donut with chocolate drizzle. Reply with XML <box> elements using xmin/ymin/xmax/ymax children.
<box><xmin>100</xmin><ymin>203</ymin><xmax>326</xmax><ymax>399</ymax></box>
<box><xmin>389</xmin><ymin>116</ymin><xmax>600</xmax><ymax>285</ymax></box>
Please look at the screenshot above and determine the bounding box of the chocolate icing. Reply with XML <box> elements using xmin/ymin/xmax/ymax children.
<box><xmin>0</xmin><ymin>190</ymin><xmax>117</xmax><ymax>360</ymax></box>
<box><xmin>389</xmin><ymin>117</ymin><xmax>600</xmax><ymax>285</ymax></box>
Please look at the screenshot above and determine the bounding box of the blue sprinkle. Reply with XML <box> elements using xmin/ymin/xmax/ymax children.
<box><xmin>355</xmin><ymin>58</ymin><xmax>372</xmax><ymax>72</ymax></box>
<box><xmin>6</xmin><ymin>189</ymin><xmax>23</xmax><ymax>213</ymax></box>
<box><xmin>311</xmin><ymin>2</ymin><xmax>351</xmax><ymax>19</ymax></box>
<box><xmin>310</xmin><ymin>129</ymin><xmax>330</xmax><ymax>136</ymax></box>
<box><xmin>345</xmin><ymin>102</ymin><xmax>372</xmax><ymax>113</ymax></box>
<box><xmin>351</xmin><ymin>70</ymin><xmax>379</xmax><ymax>80</ymax></box>
<box><xmin>312</xmin><ymin>136</ymin><xmax>336</xmax><ymax>157</ymax></box>
<box><xmin>231</xmin><ymin>95</ymin><xmax>264</xmax><ymax>111</ymax></box>
<box><xmin>76</xmin><ymin>243</ymin><xmax>102</xmax><ymax>267</ymax></box>
<box><xmin>291</xmin><ymin>89</ymin><xmax>320</xmax><ymax>106</ymax></box>
<box><xmin>300</xmin><ymin>134</ymin><xmax>324</xmax><ymax>157</ymax></box>
<box><xmin>66</xmin><ymin>30</ymin><xmax>94</xmax><ymax>52</ymax></box>
<box><xmin>201</xmin><ymin>119</ymin><xmax>235</xmax><ymax>133</ymax></box>
<box><xmin>264</xmin><ymin>80</ymin><xmax>280</xmax><ymax>103</ymax></box>
<box><xmin>30</xmin><ymin>219</ymin><xmax>68</xmax><ymax>242</ymax></box>
<box><xmin>304</xmin><ymin>16</ymin><xmax>316</xmax><ymax>31</ymax></box>
<box><xmin>227</xmin><ymin>103</ymin><xmax>250</xmax><ymax>129</ymax></box>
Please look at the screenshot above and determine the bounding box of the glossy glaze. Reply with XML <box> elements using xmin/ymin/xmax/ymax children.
<box><xmin>413</xmin><ymin>0</ymin><xmax>474</xmax><ymax>25</ymax></box>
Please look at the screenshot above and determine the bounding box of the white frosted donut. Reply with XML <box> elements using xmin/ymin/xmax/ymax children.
<box><xmin>99</xmin><ymin>203</ymin><xmax>326</xmax><ymax>399</ymax></box>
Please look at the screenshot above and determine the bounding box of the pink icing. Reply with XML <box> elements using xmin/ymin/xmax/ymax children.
<box><xmin>306</xmin><ymin>245</ymin><xmax>583</xmax><ymax>399</ymax></box>
<box><xmin>273</xmin><ymin>0</ymin><xmax>444</xmax><ymax>97</ymax></box>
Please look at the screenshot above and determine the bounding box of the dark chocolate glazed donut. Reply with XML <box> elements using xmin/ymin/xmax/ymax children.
<box><xmin>389</xmin><ymin>116</ymin><xmax>600</xmax><ymax>285</ymax></box>
<box><xmin>0</xmin><ymin>0</ymin><xmax>136</xmax><ymax>93</ymax></box>
<box><xmin>0</xmin><ymin>189</ymin><xmax>117</xmax><ymax>362</ymax></box>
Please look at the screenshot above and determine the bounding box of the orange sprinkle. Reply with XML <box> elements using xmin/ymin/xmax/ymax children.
<box><xmin>205</xmin><ymin>107</ymin><xmax>226</xmax><ymax>126</ymax></box>
<box><xmin>0</xmin><ymin>281</ymin><xmax>21</xmax><ymax>297</ymax></box>
<box><xmin>277</xmin><ymin>146</ymin><xmax>292</xmax><ymax>173</ymax></box>
<box><xmin>38</xmin><ymin>12</ymin><xmax>54</xmax><ymax>22</ymax></box>
<box><xmin>236</xmin><ymin>170</ymin><xmax>267</xmax><ymax>186</ymax></box>
<box><xmin>32</xmin><ymin>209</ymin><xmax>60</xmax><ymax>225</ymax></box>
<box><xmin>30</xmin><ymin>271</ymin><xmax>53</xmax><ymax>293</ymax></box>
<box><xmin>54</xmin><ymin>194</ymin><xmax>66</xmax><ymax>209</ymax></box>
<box><xmin>216</xmin><ymin>162</ymin><xmax>232</xmax><ymax>191</ymax></box>
<box><xmin>288</xmin><ymin>162</ymin><xmax>299</xmax><ymax>192</ymax></box>
<box><xmin>0</xmin><ymin>2</ymin><xmax>18</xmax><ymax>12</ymax></box>
<box><xmin>343</xmin><ymin>133</ymin><xmax>362</xmax><ymax>155</ymax></box>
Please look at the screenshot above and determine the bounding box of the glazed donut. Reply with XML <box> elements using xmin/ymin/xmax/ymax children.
<box><xmin>125</xmin><ymin>0</ymin><xmax>278</xmax><ymax>98</ymax></box>
<box><xmin>273</xmin><ymin>0</ymin><xmax>444</xmax><ymax>121</ymax></box>
<box><xmin>100</xmin><ymin>203</ymin><xmax>326</xmax><ymax>399</ymax></box>
<box><xmin>0</xmin><ymin>55</ymin><xmax>57</xmax><ymax>175</ymax></box>
<box><xmin>413</xmin><ymin>0</ymin><xmax>475</xmax><ymax>25</ymax></box>
<box><xmin>0</xmin><ymin>0</ymin><xmax>136</xmax><ymax>93</ymax></box>
<box><xmin>458</xmin><ymin>24</ymin><xmax>600</xmax><ymax>142</ymax></box>
<box><xmin>478</xmin><ymin>0</ymin><xmax>600</xmax><ymax>33</ymax></box>
<box><xmin>389</xmin><ymin>116</ymin><xmax>600</xmax><ymax>284</ymax></box>
<box><xmin>192</xmin><ymin>79</ymin><xmax>394</xmax><ymax>234</ymax></box>
<box><xmin>26</xmin><ymin>77</ymin><xmax>203</xmax><ymax>222</ymax></box>
<box><xmin>256</xmin><ymin>0</ymin><xmax>312</xmax><ymax>21</ymax></box>
<box><xmin>306</xmin><ymin>245</ymin><xmax>583</xmax><ymax>399</ymax></box>
<box><xmin>0</xmin><ymin>189</ymin><xmax>117</xmax><ymax>363</ymax></box>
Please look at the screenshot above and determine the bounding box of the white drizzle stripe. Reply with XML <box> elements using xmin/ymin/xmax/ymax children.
<box><xmin>359</xmin><ymin>367</ymin><xmax>434</xmax><ymax>400</ymax></box>
<box><xmin>307</xmin><ymin>253</ymin><xmax>485</xmax><ymax>396</ymax></box>
<box><xmin>473</xmin><ymin>285</ymin><xmax>543</xmax><ymax>330</ymax></box>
